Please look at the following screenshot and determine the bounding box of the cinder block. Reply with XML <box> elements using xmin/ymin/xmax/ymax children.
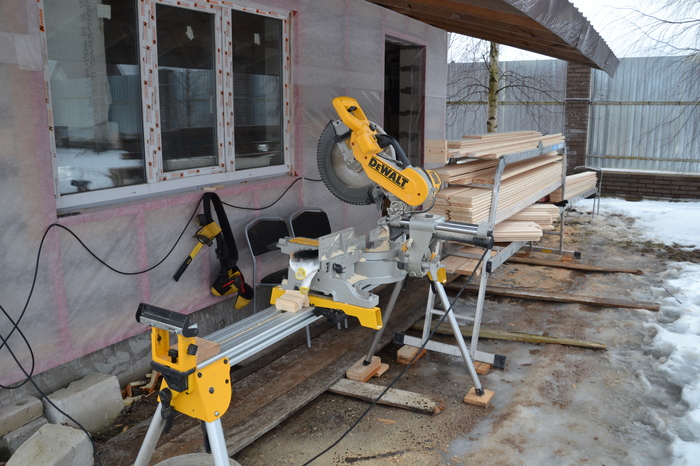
<box><xmin>0</xmin><ymin>396</ymin><xmax>43</xmax><ymax>437</ymax></box>
<box><xmin>43</xmin><ymin>372</ymin><xmax>123</xmax><ymax>433</ymax></box>
<box><xmin>7</xmin><ymin>423</ymin><xmax>92</xmax><ymax>466</ymax></box>
<box><xmin>0</xmin><ymin>416</ymin><xmax>48</xmax><ymax>460</ymax></box>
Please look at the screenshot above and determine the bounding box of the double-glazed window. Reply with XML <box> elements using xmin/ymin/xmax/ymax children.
<box><xmin>41</xmin><ymin>0</ymin><xmax>288</xmax><ymax>209</ymax></box>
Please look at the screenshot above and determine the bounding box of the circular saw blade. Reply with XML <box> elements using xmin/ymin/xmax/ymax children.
<box><xmin>316</xmin><ymin>120</ymin><xmax>395</xmax><ymax>205</ymax></box>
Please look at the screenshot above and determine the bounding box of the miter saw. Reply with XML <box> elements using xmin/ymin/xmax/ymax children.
<box><xmin>272</xmin><ymin>96</ymin><xmax>495</xmax><ymax>398</ymax></box>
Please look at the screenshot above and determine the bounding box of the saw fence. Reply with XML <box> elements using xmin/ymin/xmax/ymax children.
<box><xmin>418</xmin><ymin>131</ymin><xmax>601</xmax><ymax>372</ymax></box>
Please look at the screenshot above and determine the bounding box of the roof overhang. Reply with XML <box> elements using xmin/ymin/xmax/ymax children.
<box><xmin>368</xmin><ymin>0</ymin><xmax>619</xmax><ymax>76</ymax></box>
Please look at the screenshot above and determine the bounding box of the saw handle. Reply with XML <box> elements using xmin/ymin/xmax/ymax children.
<box><xmin>332</xmin><ymin>96</ymin><xmax>369</xmax><ymax>132</ymax></box>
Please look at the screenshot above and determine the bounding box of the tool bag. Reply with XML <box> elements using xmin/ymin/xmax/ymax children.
<box><xmin>202</xmin><ymin>193</ymin><xmax>254</xmax><ymax>309</ymax></box>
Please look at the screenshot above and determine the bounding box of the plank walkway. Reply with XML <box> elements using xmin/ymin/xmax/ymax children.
<box><xmin>97</xmin><ymin>280</ymin><xmax>432</xmax><ymax>465</ymax></box>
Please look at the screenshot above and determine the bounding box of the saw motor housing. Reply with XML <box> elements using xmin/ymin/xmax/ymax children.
<box><xmin>322</xmin><ymin>96</ymin><xmax>443</xmax><ymax>215</ymax></box>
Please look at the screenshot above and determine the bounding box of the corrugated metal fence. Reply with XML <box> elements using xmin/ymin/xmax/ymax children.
<box><xmin>447</xmin><ymin>56</ymin><xmax>700</xmax><ymax>174</ymax></box>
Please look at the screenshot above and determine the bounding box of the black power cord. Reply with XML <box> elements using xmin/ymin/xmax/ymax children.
<box><xmin>0</xmin><ymin>176</ymin><xmax>321</xmax><ymax>462</ymax></box>
<box><xmin>0</xmin><ymin>198</ymin><xmax>204</xmax><ymax>464</ymax></box>
<box><xmin>302</xmin><ymin>247</ymin><xmax>490</xmax><ymax>465</ymax></box>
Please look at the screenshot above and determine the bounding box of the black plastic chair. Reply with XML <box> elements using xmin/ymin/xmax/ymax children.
<box><xmin>290</xmin><ymin>208</ymin><xmax>332</xmax><ymax>239</ymax></box>
<box><xmin>245</xmin><ymin>217</ymin><xmax>291</xmax><ymax>312</ymax></box>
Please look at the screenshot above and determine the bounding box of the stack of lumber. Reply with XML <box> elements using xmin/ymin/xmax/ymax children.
<box><xmin>446</xmin><ymin>131</ymin><xmax>565</xmax><ymax>160</ymax></box>
<box><xmin>426</xmin><ymin>132</ymin><xmax>565</xmax><ymax>164</ymax></box>
<box><xmin>432</xmin><ymin>155</ymin><xmax>563</xmax><ymax>224</ymax></box>
<box><xmin>493</xmin><ymin>221</ymin><xmax>543</xmax><ymax>242</ymax></box>
<box><xmin>433</xmin><ymin>152</ymin><xmax>561</xmax><ymax>187</ymax></box>
<box><xmin>549</xmin><ymin>171</ymin><xmax>598</xmax><ymax>202</ymax></box>
<box><xmin>507</xmin><ymin>204</ymin><xmax>560</xmax><ymax>230</ymax></box>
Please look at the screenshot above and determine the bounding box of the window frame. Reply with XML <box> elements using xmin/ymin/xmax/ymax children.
<box><xmin>40</xmin><ymin>0</ymin><xmax>291</xmax><ymax>211</ymax></box>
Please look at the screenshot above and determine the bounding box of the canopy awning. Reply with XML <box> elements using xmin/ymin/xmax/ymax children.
<box><xmin>368</xmin><ymin>0</ymin><xmax>619</xmax><ymax>75</ymax></box>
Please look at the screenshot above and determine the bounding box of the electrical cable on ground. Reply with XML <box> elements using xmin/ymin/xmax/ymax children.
<box><xmin>302</xmin><ymin>247</ymin><xmax>490</xmax><ymax>465</ymax></box>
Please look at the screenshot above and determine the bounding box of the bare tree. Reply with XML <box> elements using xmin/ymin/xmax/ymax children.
<box><xmin>447</xmin><ymin>34</ymin><xmax>565</xmax><ymax>137</ymax></box>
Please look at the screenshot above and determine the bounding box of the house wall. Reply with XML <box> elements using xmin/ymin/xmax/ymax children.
<box><xmin>0</xmin><ymin>0</ymin><xmax>448</xmax><ymax>394</ymax></box>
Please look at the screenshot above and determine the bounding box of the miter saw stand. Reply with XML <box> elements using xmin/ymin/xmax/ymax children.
<box><xmin>273</xmin><ymin>211</ymin><xmax>500</xmax><ymax>405</ymax></box>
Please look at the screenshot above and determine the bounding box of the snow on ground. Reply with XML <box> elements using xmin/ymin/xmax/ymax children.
<box><xmin>588</xmin><ymin>198</ymin><xmax>700</xmax><ymax>465</ymax></box>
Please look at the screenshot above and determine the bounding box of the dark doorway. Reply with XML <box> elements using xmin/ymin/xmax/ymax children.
<box><xmin>384</xmin><ymin>39</ymin><xmax>426</xmax><ymax>166</ymax></box>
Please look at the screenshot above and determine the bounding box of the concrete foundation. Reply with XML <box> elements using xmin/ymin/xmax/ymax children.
<box><xmin>0</xmin><ymin>396</ymin><xmax>43</xmax><ymax>437</ymax></box>
<box><xmin>0</xmin><ymin>416</ymin><xmax>48</xmax><ymax>460</ymax></box>
<box><xmin>6</xmin><ymin>423</ymin><xmax>93</xmax><ymax>466</ymax></box>
<box><xmin>43</xmin><ymin>373</ymin><xmax>123</xmax><ymax>433</ymax></box>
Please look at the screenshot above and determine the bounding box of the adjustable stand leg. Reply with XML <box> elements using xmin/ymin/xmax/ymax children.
<box><xmin>432</xmin><ymin>281</ymin><xmax>484</xmax><ymax>395</ymax></box>
<box><xmin>364</xmin><ymin>278</ymin><xmax>404</xmax><ymax>364</ymax></box>
<box><xmin>134</xmin><ymin>403</ymin><xmax>166</xmax><ymax>466</ymax></box>
<box><xmin>205</xmin><ymin>418</ymin><xmax>230</xmax><ymax>466</ymax></box>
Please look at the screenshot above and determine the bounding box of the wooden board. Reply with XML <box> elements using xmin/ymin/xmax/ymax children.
<box><xmin>412</xmin><ymin>321</ymin><xmax>607</xmax><ymax>350</ymax></box>
<box><xmin>329</xmin><ymin>378</ymin><xmax>444</xmax><ymax>415</ymax></box>
<box><xmin>445</xmin><ymin>283</ymin><xmax>660</xmax><ymax>312</ymax></box>
<box><xmin>111</xmin><ymin>281</ymin><xmax>436</xmax><ymax>464</ymax></box>
<box><xmin>506</xmin><ymin>256</ymin><xmax>644</xmax><ymax>274</ymax></box>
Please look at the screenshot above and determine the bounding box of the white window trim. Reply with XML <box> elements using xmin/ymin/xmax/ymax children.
<box><xmin>39</xmin><ymin>0</ymin><xmax>292</xmax><ymax>211</ymax></box>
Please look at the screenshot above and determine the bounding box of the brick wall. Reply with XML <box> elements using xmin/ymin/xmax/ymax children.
<box><xmin>603</xmin><ymin>172</ymin><xmax>700</xmax><ymax>200</ymax></box>
<box><xmin>564</xmin><ymin>63</ymin><xmax>591</xmax><ymax>173</ymax></box>
<box><xmin>564</xmin><ymin>62</ymin><xmax>700</xmax><ymax>200</ymax></box>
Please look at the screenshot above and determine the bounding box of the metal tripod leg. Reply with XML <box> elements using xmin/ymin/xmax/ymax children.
<box><xmin>135</xmin><ymin>403</ymin><xmax>231</xmax><ymax>466</ymax></box>
<box><xmin>432</xmin><ymin>280</ymin><xmax>484</xmax><ymax>395</ymax></box>
<box><xmin>206</xmin><ymin>418</ymin><xmax>230</xmax><ymax>465</ymax></box>
<box><xmin>135</xmin><ymin>403</ymin><xmax>166</xmax><ymax>466</ymax></box>
<box><xmin>364</xmin><ymin>278</ymin><xmax>405</xmax><ymax>364</ymax></box>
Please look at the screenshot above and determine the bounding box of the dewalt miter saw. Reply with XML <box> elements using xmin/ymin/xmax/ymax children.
<box><xmin>317</xmin><ymin>96</ymin><xmax>444</xmax><ymax>218</ymax></box>
<box><xmin>273</xmin><ymin>97</ymin><xmax>495</xmax><ymax>399</ymax></box>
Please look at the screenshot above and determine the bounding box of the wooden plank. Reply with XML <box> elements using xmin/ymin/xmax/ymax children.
<box><xmin>506</xmin><ymin>256</ymin><xmax>644</xmax><ymax>274</ymax></box>
<box><xmin>328</xmin><ymin>378</ymin><xmax>444</xmax><ymax>415</ymax></box>
<box><xmin>412</xmin><ymin>321</ymin><xmax>607</xmax><ymax>350</ymax></box>
<box><xmin>445</xmin><ymin>283</ymin><xmax>660</xmax><ymax>312</ymax></box>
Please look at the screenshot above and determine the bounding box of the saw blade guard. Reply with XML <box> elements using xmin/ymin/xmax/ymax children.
<box><xmin>317</xmin><ymin>97</ymin><xmax>443</xmax><ymax>210</ymax></box>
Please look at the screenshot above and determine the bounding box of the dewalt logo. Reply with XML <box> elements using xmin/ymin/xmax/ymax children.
<box><xmin>368</xmin><ymin>157</ymin><xmax>409</xmax><ymax>189</ymax></box>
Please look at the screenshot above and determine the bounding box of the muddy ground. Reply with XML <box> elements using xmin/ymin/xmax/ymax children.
<box><xmin>94</xmin><ymin>206</ymin><xmax>684</xmax><ymax>465</ymax></box>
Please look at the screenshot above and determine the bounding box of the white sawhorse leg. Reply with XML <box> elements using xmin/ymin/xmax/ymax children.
<box><xmin>135</xmin><ymin>403</ymin><xmax>231</xmax><ymax>466</ymax></box>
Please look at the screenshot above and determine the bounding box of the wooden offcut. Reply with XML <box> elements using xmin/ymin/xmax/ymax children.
<box><xmin>274</xmin><ymin>290</ymin><xmax>309</xmax><ymax>313</ymax></box>
<box><xmin>346</xmin><ymin>356</ymin><xmax>388</xmax><ymax>382</ymax></box>
<box><xmin>463</xmin><ymin>387</ymin><xmax>495</xmax><ymax>407</ymax></box>
<box><xmin>396</xmin><ymin>345</ymin><xmax>427</xmax><ymax>365</ymax></box>
<box><xmin>329</xmin><ymin>378</ymin><xmax>444</xmax><ymax>415</ymax></box>
<box><xmin>170</xmin><ymin>337</ymin><xmax>220</xmax><ymax>365</ymax></box>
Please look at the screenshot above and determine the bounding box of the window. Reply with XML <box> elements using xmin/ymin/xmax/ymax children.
<box><xmin>41</xmin><ymin>0</ymin><xmax>289</xmax><ymax>209</ymax></box>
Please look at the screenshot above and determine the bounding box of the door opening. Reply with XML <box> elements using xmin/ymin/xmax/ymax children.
<box><xmin>384</xmin><ymin>40</ymin><xmax>425</xmax><ymax>167</ymax></box>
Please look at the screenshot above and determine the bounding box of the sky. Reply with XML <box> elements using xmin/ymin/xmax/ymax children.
<box><xmin>449</xmin><ymin>0</ymin><xmax>699</xmax><ymax>62</ymax></box>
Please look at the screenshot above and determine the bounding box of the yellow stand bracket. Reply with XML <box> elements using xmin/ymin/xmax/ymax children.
<box><xmin>137</xmin><ymin>304</ymin><xmax>232</xmax><ymax>424</ymax></box>
<box><xmin>270</xmin><ymin>286</ymin><xmax>383</xmax><ymax>330</ymax></box>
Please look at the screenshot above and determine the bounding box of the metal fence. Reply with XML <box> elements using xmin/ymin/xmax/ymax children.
<box><xmin>588</xmin><ymin>56</ymin><xmax>700</xmax><ymax>173</ymax></box>
<box><xmin>447</xmin><ymin>56</ymin><xmax>700</xmax><ymax>174</ymax></box>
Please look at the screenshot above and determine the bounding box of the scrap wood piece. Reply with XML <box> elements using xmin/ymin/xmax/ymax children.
<box><xmin>506</xmin><ymin>256</ymin><xmax>644</xmax><ymax>274</ymax></box>
<box><xmin>445</xmin><ymin>282</ymin><xmax>660</xmax><ymax>312</ymax></box>
<box><xmin>346</xmin><ymin>356</ymin><xmax>388</xmax><ymax>382</ymax></box>
<box><xmin>329</xmin><ymin>378</ymin><xmax>444</xmax><ymax>415</ymax></box>
<box><xmin>412</xmin><ymin>320</ymin><xmax>607</xmax><ymax>350</ymax></box>
<box><xmin>464</xmin><ymin>387</ymin><xmax>495</xmax><ymax>407</ymax></box>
